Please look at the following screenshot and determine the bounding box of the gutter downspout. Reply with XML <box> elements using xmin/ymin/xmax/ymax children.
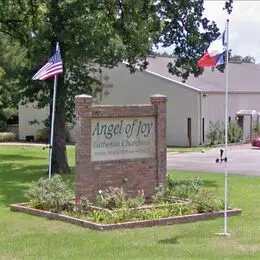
<box><xmin>199</xmin><ymin>92</ymin><xmax>203</xmax><ymax>145</ymax></box>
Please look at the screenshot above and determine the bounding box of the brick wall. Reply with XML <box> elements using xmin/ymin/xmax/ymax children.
<box><xmin>75</xmin><ymin>94</ymin><xmax>167</xmax><ymax>202</ymax></box>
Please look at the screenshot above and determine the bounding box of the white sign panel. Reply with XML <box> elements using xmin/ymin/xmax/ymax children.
<box><xmin>91</xmin><ymin>117</ymin><xmax>155</xmax><ymax>161</ymax></box>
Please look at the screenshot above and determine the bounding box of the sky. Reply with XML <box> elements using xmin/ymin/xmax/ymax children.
<box><xmin>160</xmin><ymin>1</ymin><xmax>260</xmax><ymax>63</ymax></box>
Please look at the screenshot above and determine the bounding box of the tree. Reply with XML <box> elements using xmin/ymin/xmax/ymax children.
<box><xmin>0</xmin><ymin>34</ymin><xmax>19</xmax><ymax>131</ymax></box>
<box><xmin>0</xmin><ymin>0</ymin><xmax>233</xmax><ymax>174</ymax></box>
<box><xmin>230</xmin><ymin>55</ymin><xmax>243</xmax><ymax>62</ymax></box>
<box><xmin>242</xmin><ymin>55</ymin><xmax>255</xmax><ymax>64</ymax></box>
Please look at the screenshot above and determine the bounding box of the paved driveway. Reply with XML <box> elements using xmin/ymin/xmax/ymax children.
<box><xmin>167</xmin><ymin>144</ymin><xmax>260</xmax><ymax>176</ymax></box>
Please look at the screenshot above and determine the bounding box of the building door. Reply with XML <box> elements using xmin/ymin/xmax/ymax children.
<box><xmin>237</xmin><ymin>115</ymin><xmax>243</xmax><ymax>129</ymax></box>
<box><xmin>187</xmin><ymin>118</ymin><xmax>191</xmax><ymax>147</ymax></box>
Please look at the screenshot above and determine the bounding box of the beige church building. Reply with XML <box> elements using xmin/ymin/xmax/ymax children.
<box><xmin>19</xmin><ymin>57</ymin><xmax>260</xmax><ymax>146</ymax></box>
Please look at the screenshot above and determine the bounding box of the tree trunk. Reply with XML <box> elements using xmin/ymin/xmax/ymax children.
<box><xmin>51</xmin><ymin>80</ymin><xmax>70</xmax><ymax>174</ymax></box>
<box><xmin>49</xmin><ymin>0</ymin><xmax>69</xmax><ymax>174</ymax></box>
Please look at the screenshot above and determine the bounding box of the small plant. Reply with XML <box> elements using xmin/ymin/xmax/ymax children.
<box><xmin>69</xmin><ymin>196</ymin><xmax>92</xmax><ymax>215</ymax></box>
<box><xmin>167</xmin><ymin>176</ymin><xmax>204</xmax><ymax>198</ymax></box>
<box><xmin>36</xmin><ymin>128</ymin><xmax>49</xmax><ymax>142</ymax></box>
<box><xmin>95</xmin><ymin>187</ymin><xmax>127</xmax><ymax>209</ymax></box>
<box><xmin>206</xmin><ymin>121</ymin><xmax>225</xmax><ymax>145</ymax></box>
<box><xmin>0</xmin><ymin>120</ymin><xmax>7</xmax><ymax>132</ymax></box>
<box><xmin>228</xmin><ymin>121</ymin><xmax>243</xmax><ymax>143</ymax></box>
<box><xmin>253</xmin><ymin>121</ymin><xmax>260</xmax><ymax>137</ymax></box>
<box><xmin>0</xmin><ymin>132</ymin><xmax>16</xmax><ymax>142</ymax></box>
<box><xmin>26</xmin><ymin>175</ymin><xmax>74</xmax><ymax>213</ymax></box>
<box><xmin>126</xmin><ymin>190</ymin><xmax>145</xmax><ymax>208</ymax></box>
<box><xmin>152</xmin><ymin>185</ymin><xmax>168</xmax><ymax>204</ymax></box>
<box><xmin>191</xmin><ymin>189</ymin><xmax>223</xmax><ymax>213</ymax></box>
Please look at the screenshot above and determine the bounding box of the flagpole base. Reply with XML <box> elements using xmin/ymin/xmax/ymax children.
<box><xmin>215</xmin><ymin>232</ymin><xmax>230</xmax><ymax>237</ymax></box>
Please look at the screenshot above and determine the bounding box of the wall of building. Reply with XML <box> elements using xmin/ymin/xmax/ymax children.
<box><xmin>89</xmin><ymin>64</ymin><xmax>200</xmax><ymax>146</ymax></box>
<box><xmin>18</xmin><ymin>64</ymin><xmax>200</xmax><ymax>146</ymax></box>
<box><xmin>19</xmin><ymin>103</ymin><xmax>49</xmax><ymax>141</ymax></box>
<box><xmin>201</xmin><ymin>93</ymin><xmax>260</xmax><ymax>142</ymax></box>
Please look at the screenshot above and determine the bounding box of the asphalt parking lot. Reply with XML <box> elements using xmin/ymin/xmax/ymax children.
<box><xmin>167</xmin><ymin>144</ymin><xmax>260</xmax><ymax>176</ymax></box>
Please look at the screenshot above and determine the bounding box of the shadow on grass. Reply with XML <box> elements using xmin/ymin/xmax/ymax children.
<box><xmin>202</xmin><ymin>180</ymin><xmax>218</xmax><ymax>188</ymax></box>
<box><xmin>158</xmin><ymin>236</ymin><xmax>179</xmax><ymax>244</ymax></box>
<box><xmin>0</xmin><ymin>163</ymin><xmax>47</xmax><ymax>207</ymax></box>
<box><xmin>0</xmin><ymin>157</ymin><xmax>75</xmax><ymax>207</ymax></box>
<box><xmin>0</xmin><ymin>153</ymin><xmax>46</xmax><ymax>161</ymax></box>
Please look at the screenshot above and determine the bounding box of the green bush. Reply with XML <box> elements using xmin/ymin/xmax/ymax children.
<box><xmin>191</xmin><ymin>189</ymin><xmax>223</xmax><ymax>213</ymax></box>
<box><xmin>228</xmin><ymin>122</ymin><xmax>243</xmax><ymax>143</ymax></box>
<box><xmin>206</xmin><ymin>121</ymin><xmax>225</xmax><ymax>145</ymax></box>
<box><xmin>0</xmin><ymin>120</ymin><xmax>7</xmax><ymax>132</ymax></box>
<box><xmin>96</xmin><ymin>187</ymin><xmax>127</xmax><ymax>209</ymax></box>
<box><xmin>36</xmin><ymin>128</ymin><xmax>49</xmax><ymax>142</ymax></box>
<box><xmin>126</xmin><ymin>190</ymin><xmax>145</xmax><ymax>208</ymax></box>
<box><xmin>0</xmin><ymin>132</ymin><xmax>16</xmax><ymax>142</ymax></box>
<box><xmin>95</xmin><ymin>187</ymin><xmax>145</xmax><ymax>209</ymax></box>
<box><xmin>167</xmin><ymin>176</ymin><xmax>204</xmax><ymax>198</ymax></box>
<box><xmin>36</xmin><ymin>127</ymin><xmax>71</xmax><ymax>143</ymax></box>
<box><xmin>206</xmin><ymin>120</ymin><xmax>243</xmax><ymax>145</ymax></box>
<box><xmin>25</xmin><ymin>175</ymin><xmax>74</xmax><ymax>213</ymax></box>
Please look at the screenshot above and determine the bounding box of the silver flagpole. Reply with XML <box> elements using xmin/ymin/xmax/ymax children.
<box><xmin>223</xmin><ymin>19</ymin><xmax>230</xmax><ymax>236</ymax></box>
<box><xmin>216</xmin><ymin>19</ymin><xmax>230</xmax><ymax>237</ymax></box>
<box><xmin>48</xmin><ymin>42</ymin><xmax>59</xmax><ymax>179</ymax></box>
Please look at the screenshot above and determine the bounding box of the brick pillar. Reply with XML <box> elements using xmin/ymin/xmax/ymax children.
<box><xmin>75</xmin><ymin>94</ymin><xmax>93</xmax><ymax>202</ymax></box>
<box><xmin>150</xmin><ymin>94</ymin><xmax>167</xmax><ymax>186</ymax></box>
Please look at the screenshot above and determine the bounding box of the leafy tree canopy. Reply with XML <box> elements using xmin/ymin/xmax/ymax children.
<box><xmin>0</xmin><ymin>0</ymin><xmax>233</xmax><ymax>173</ymax></box>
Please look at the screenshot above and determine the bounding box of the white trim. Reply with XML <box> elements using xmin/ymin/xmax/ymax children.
<box><xmin>144</xmin><ymin>69</ymin><xmax>201</xmax><ymax>93</ymax></box>
<box><xmin>122</xmin><ymin>61</ymin><xmax>260</xmax><ymax>95</ymax></box>
<box><xmin>121</xmin><ymin>61</ymin><xmax>201</xmax><ymax>93</ymax></box>
<box><xmin>203</xmin><ymin>90</ymin><xmax>260</xmax><ymax>94</ymax></box>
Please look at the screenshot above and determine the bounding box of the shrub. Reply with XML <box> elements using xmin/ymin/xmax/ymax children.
<box><xmin>207</xmin><ymin>120</ymin><xmax>243</xmax><ymax>145</ymax></box>
<box><xmin>152</xmin><ymin>185</ymin><xmax>168</xmax><ymax>204</ymax></box>
<box><xmin>0</xmin><ymin>120</ymin><xmax>7</xmax><ymax>132</ymax></box>
<box><xmin>36</xmin><ymin>127</ymin><xmax>71</xmax><ymax>143</ymax></box>
<box><xmin>126</xmin><ymin>190</ymin><xmax>145</xmax><ymax>208</ymax></box>
<box><xmin>96</xmin><ymin>187</ymin><xmax>127</xmax><ymax>209</ymax></box>
<box><xmin>253</xmin><ymin>121</ymin><xmax>260</xmax><ymax>136</ymax></box>
<box><xmin>36</xmin><ymin>128</ymin><xmax>49</xmax><ymax>142</ymax></box>
<box><xmin>25</xmin><ymin>175</ymin><xmax>74</xmax><ymax>213</ymax></box>
<box><xmin>0</xmin><ymin>132</ymin><xmax>16</xmax><ymax>142</ymax></box>
<box><xmin>206</xmin><ymin>121</ymin><xmax>224</xmax><ymax>145</ymax></box>
<box><xmin>191</xmin><ymin>189</ymin><xmax>223</xmax><ymax>213</ymax></box>
<box><xmin>167</xmin><ymin>176</ymin><xmax>204</xmax><ymax>198</ymax></box>
<box><xmin>228</xmin><ymin>122</ymin><xmax>243</xmax><ymax>143</ymax></box>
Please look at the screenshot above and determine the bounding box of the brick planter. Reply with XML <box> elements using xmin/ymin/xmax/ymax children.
<box><xmin>10</xmin><ymin>203</ymin><xmax>242</xmax><ymax>231</ymax></box>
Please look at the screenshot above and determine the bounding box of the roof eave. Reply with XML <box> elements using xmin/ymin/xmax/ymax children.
<box><xmin>121</xmin><ymin>61</ymin><xmax>201</xmax><ymax>94</ymax></box>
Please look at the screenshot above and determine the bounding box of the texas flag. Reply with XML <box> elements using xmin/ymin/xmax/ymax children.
<box><xmin>197</xmin><ymin>31</ymin><xmax>227</xmax><ymax>68</ymax></box>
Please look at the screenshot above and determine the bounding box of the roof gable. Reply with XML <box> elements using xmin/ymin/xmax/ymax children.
<box><xmin>144</xmin><ymin>57</ymin><xmax>260</xmax><ymax>93</ymax></box>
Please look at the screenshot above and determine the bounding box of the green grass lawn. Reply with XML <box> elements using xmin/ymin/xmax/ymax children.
<box><xmin>1</xmin><ymin>145</ymin><xmax>260</xmax><ymax>259</ymax></box>
<box><xmin>167</xmin><ymin>146</ymin><xmax>210</xmax><ymax>153</ymax></box>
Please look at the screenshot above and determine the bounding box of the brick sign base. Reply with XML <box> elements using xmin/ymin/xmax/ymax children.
<box><xmin>10</xmin><ymin>203</ymin><xmax>242</xmax><ymax>231</ymax></box>
<box><xmin>75</xmin><ymin>94</ymin><xmax>167</xmax><ymax>202</ymax></box>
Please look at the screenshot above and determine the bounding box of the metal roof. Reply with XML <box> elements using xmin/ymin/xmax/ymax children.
<box><xmin>144</xmin><ymin>57</ymin><xmax>260</xmax><ymax>93</ymax></box>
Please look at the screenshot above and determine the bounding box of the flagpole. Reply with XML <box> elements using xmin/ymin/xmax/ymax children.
<box><xmin>223</xmin><ymin>19</ymin><xmax>230</xmax><ymax>236</ymax></box>
<box><xmin>48</xmin><ymin>42</ymin><xmax>59</xmax><ymax>179</ymax></box>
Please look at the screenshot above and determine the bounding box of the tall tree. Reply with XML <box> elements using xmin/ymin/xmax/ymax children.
<box><xmin>0</xmin><ymin>0</ymin><xmax>233</xmax><ymax>173</ymax></box>
<box><xmin>242</xmin><ymin>55</ymin><xmax>255</xmax><ymax>64</ymax></box>
<box><xmin>230</xmin><ymin>55</ymin><xmax>243</xmax><ymax>62</ymax></box>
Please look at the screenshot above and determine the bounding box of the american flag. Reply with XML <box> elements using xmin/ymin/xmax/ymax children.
<box><xmin>32</xmin><ymin>43</ymin><xmax>63</xmax><ymax>81</ymax></box>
